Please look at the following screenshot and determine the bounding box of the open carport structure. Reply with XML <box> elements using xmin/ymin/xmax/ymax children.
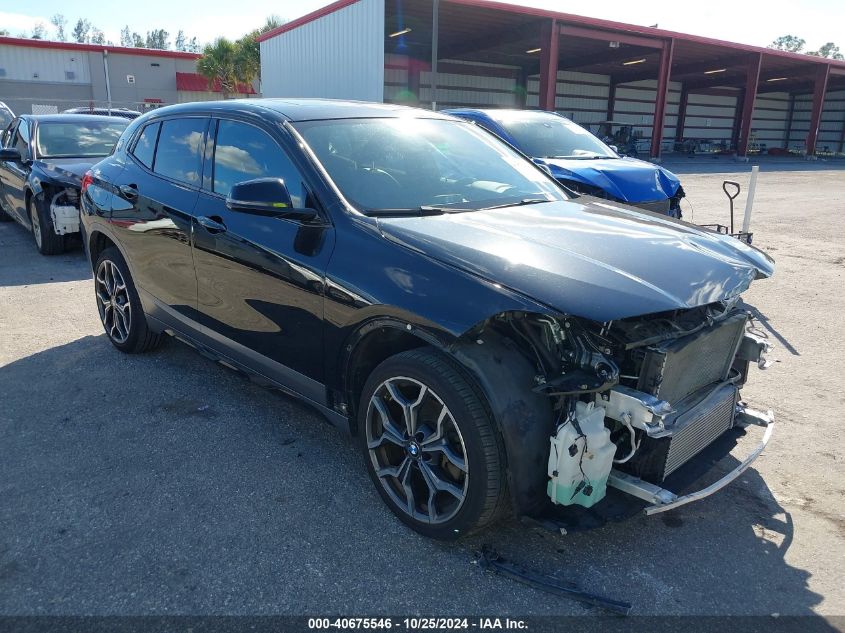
<box><xmin>259</xmin><ymin>0</ymin><xmax>845</xmax><ymax>159</ymax></box>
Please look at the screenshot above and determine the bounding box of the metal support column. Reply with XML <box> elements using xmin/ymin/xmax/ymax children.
<box><xmin>736</xmin><ymin>53</ymin><xmax>762</xmax><ymax>157</ymax></box>
<box><xmin>806</xmin><ymin>64</ymin><xmax>830</xmax><ymax>155</ymax></box>
<box><xmin>515</xmin><ymin>67</ymin><xmax>528</xmax><ymax>108</ymax></box>
<box><xmin>675</xmin><ymin>84</ymin><xmax>688</xmax><ymax>143</ymax></box>
<box><xmin>732</xmin><ymin>89</ymin><xmax>746</xmax><ymax>151</ymax></box>
<box><xmin>430</xmin><ymin>0</ymin><xmax>439</xmax><ymax>111</ymax></box>
<box><xmin>607</xmin><ymin>80</ymin><xmax>617</xmax><ymax>121</ymax></box>
<box><xmin>538</xmin><ymin>19</ymin><xmax>559</xmax><ymax>111</ymax></box>
<box><xmin>650</xmin><ymin>38</ymin><xmax>674</xmax><ymax>159</ymax></box>
<box><xmin>783</xmin><ymin>92</ymin><xmax>795</xmax><ymax>149</ymax></box>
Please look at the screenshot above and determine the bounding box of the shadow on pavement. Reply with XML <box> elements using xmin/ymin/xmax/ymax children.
<box><xmin>0</xmin><ymin>221</ymin><xmax>89</xmax><ymax>287</ymax></box>
<box><xmin>0</xmin><ymin>334</ymin><xmax>829</xmax><ymax>618</ymax></box>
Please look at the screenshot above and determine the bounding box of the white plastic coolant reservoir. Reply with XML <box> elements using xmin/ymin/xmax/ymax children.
<box><xmin>547</xmin><ymin>401</ymin><xmax>615</xmax><ymax>508</ymax></box>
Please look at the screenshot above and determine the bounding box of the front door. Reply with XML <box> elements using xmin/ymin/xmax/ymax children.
<box><xmin>191</xmin><ymin>117</ymin><xmax>334</xmax><ymax>403</ymax></box>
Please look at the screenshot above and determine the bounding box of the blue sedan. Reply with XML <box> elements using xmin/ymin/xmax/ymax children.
<box><xmin>445</xmin><ymin>108</ymin><xmax>685</xmax><ymax>218</ymax></box>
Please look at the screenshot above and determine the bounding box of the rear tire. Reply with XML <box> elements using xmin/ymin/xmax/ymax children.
<box><xmin>29</xmin><ymin>195</ymin><xmax>66</xmax><ymax>255</ymax></box>
<box><xmin>94</xmin><ymin>247</ymin><xmax>164</xmax><ymax>353</ymax></box>
<box><xmin>358</xmin><ymin>348</ymin><xmax>508</xmax><ymax>540</ymax></box>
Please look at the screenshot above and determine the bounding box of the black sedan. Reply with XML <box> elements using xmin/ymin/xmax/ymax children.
<box><xmin>0</xmin><ymin>114</ymin><xmax>128</xmax><ymax>254</ymax></box>
<box><xmin>80</xmin><ymin>99</ymin><xmax>776</xmax><ymax>540</ymax></box>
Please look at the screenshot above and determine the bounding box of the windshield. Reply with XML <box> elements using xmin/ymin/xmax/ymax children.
<box><xmin>36</xmin><ymin>120</ymin><xmax>128</xmax><ymax>159</ymax></box>
<box><xmin>491</xmin><ymin>112</ymin><xmax>617</xmax><ymax>160</ymax></box>
<box><xmin>293</xmin><ymin>117</ymin><xmax>567</xmax><ymax>215</ymax></box>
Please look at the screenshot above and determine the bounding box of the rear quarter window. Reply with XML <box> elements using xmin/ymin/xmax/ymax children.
<box><xmin>130</xmin><ymin>122</ymin><xmax>159</xmax><ymax>168</ymax></box>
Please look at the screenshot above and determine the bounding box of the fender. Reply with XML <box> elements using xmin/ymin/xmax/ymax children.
<box><xmin>452</xmin><ymin>331</ymin><xmax>554</xmax><ymax>516</ymax></box>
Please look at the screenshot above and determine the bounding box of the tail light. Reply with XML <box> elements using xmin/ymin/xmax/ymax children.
<box><xmin>81</xmin><ymin>171</ymin><xmax>94</xmax><ymax>193</ymax></box>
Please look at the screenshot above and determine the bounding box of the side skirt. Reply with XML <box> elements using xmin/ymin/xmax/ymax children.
<box><xmin>146</xmin><ymin>312</ymin><xmax>352</xmax><ymax>435</ymax></box>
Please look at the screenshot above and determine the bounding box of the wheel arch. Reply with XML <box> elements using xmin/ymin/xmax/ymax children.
<box><xmin>344</xmin><ymin>310</ymin><xmax>557</xmax><ymax>517</ymax></box>
<box><xmin>342</xmin><ymin>318</ymin><xmax>446</xmax><ymax>433</ymax></box>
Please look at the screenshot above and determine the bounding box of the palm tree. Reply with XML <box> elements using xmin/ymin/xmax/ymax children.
<box><xmin>197</xmin><ymin>38</ymin><xmax>239</xmax><ymax>98</ymax></box>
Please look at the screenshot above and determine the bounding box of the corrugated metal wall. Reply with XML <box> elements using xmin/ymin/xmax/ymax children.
<box><xmin>790</xmin><ymin>89</ymin><xmax>845</xmax><ymax>152</ymax></box>
<box><xmin>752</xmin><ymin>92</ymin><xmax>790</xmax><ymax>148</ymax></box>
<box><xmin>260</xmin><ymin>0</ymin><xmax>385</xmax><ymax>101</ymax></box>
<box><xmin>0</xmin><ymin>44</ymin><xmax>91</xmax><ymax>84</ymax></box>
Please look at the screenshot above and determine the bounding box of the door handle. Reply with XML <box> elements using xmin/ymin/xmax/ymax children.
<box><xmin>119</xmin><ymin>184</ymin><xmax>139</xmax><ymax>200</ymax></box>
<box><xmin>197</xmin><ymin>215</ymin><xmax>227</xmax><ymax>234</ymax></box>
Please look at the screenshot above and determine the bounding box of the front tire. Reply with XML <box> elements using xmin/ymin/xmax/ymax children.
<box><xmin>358</xmin><ymin>348</ymin><xmax>507</xmax><ymax>540</ymax></box>
<box><xmin>29</xmin><ymin>195</ymin><xmax>65</xmax><ymax>255</ymax></box>
<box><xmin>94</xmin><ymin>247</ymin><xmax>163</xmax><ymax>353</ymax></box>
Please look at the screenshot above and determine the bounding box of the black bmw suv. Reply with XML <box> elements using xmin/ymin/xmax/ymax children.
<box><xmin>81</xmin><ymin>99</ymin><xmax>776</xmax><ymax>539</ymax></box>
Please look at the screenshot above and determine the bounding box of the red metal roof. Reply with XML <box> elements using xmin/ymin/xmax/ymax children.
<box><xmin>258</xmin><ymin>0</ymin><xmax>361</xmax><ymax>42</ymax></box>
<box><xmin>259</xmin><ymin>0</ymin><xmax>845</xmax><ymax>74</ymax></box>
<box><xmin>175</xmin><ymin>72</ymin><xmax>256</xmax><ymax>94</ymax></box>
<box><xmin>0</xmin><ymin>36</ymin><xmax>201</xmax><ymax>59</ymax></box>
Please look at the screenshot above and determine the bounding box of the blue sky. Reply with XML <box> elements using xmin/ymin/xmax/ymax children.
<box><xmin>1</xmin><ymin>0</ymin><xmax>843</xmax><ymax>51</ymax></box>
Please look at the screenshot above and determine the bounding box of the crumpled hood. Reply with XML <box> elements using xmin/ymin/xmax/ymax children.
<box><xmin>539</xmin><ymin>156</ymin><xmax>681</xmax><ymax>203</ymax></box>
<box><xmin>377</xmin><ymin>199</ymin><xmax>774</xmax><ymax>322</ymax></box>
<box><xmin>33</xmin><ymin>159</ymin><xmax>97</xmax><ymax>187</ymax></box>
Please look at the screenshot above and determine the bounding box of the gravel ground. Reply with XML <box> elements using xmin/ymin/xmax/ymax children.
<box><xmin>1</xmin><ymin>163</ymin><xmax>843</xmax><ymax>619</ymax></box>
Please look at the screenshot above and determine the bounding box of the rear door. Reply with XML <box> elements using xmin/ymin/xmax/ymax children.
<box><xmin>190</xmin><ymin>116</ymin><xmax>335</xmax><ymax>402</ymax></box>
<box><xmin>109</xmin><ymin>116</ymin><xmax>209</xmax><ymax>330</ymax></box>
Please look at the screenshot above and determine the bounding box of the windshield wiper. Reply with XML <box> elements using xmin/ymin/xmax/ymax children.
<box><xmin>366</xmin><ymin>207</ymin><xmax>448</xmax><ymax>217</ymax></box>
<box><xmin>478</xmin><ymin>198</ymin><xmax>553</xmax><ymax>210</ymax></box>
<box><xmin>546</xmin><ymin>154</ymin><xmax>617</xmax><ymax>160</ymax></box>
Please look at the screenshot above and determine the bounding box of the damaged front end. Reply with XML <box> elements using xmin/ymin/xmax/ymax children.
<box><xmin>466</xmin><ymin>300</ymin><xmax>774</xmax><ymax>526</ymax></box>
<box><xmin>48</xmin><ymin>187</ymin><xmax>82</xmax><ymax>235</ymax></box>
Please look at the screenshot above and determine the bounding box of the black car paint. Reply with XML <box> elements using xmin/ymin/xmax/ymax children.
<box><xmin>0</xmin><ymin>114</ymin><xmax>127</xmax><ymax>230</ymax></box>
<box><xmin>81</xmin><ymin>99</ymin><xmax>774</xmax><ymax>516</ymax></box>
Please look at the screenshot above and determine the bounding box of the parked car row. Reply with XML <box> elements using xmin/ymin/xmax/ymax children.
<box><xmin>1</xmin><ymin>100</ymin><xmax>775</xmax><ymax>540</ymax></box>
<box><xmin>0</xmin><ymin>114</ymin><xmax>128</xmax><ymax>254</ymax></box>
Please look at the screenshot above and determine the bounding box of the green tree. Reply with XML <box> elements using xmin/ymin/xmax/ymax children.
<box><xmin>807</xmin><ymin>42</ymin><xmax>844</xmax><ymax>60</ymax></box>
<box><xmin>120</xmin><ymin>25</ymin><xmax>132</xmax><ymax>47</ymax></box>
<box><xmin>72</xmin><ymin>18</ymin><xmax>91</xmax><ymax>43</ymax></box>
<box><xmin>145</xmin><ymin>29</ymin><xmax>170</xmax><ymax>50</ymax></box>
<box><xmin>91</xmin><ymin>28</ymin><xmax>105</xmax><ymax>45</ymax></box>
<box><xmin>175</xmin><ymin>30</ymin><xmax>186</xmax><ymax>51</ymax></box>
<box><xmin>197</xmin><ymin>38</ymin><xmax>240</xmax><ymax>98</ymax></box>
<box><xmin>31</xmin><ymin>23</ymin><xmax>46</xmax><ymax>39</ymax></box>
<box><xmin>50</xmin><ymin>14</ymin><xmax>67</xmax><ymax>41</ymax></box>
<box><xmin>235</xmin><ymin>16</ymin><xmax>286</xmax><ymax>91</ymax></box>
<box><xmin>187</xmin><ymin>37</ymin><xmax>200</xmax><ymax>53</ymax></box>
<box><xmin>131</xmin><ymin>32</ymin><xmax>144</xmax><ymax>47</ymax></box>
<box><xmin>768</xmin><ymin>35</ymin><xmax>805</xmax><ymax>53</ymax></box>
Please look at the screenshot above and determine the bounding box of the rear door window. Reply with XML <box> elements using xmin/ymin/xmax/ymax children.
<box><xmin>153</xmin><ymin>118</ymin><xmax>207</xmax><ymax>186</ymax></box>
<box><xmin>132</xmin><ymin>122</ymin><xmax>159</xmax><ymax>169</ymax></box>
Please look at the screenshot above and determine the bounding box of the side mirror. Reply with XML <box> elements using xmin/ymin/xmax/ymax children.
<box><xmin>0</xmin><ymin>147</ymin><xmax>22</xmax><ymax>162</ymax></box>
<box><xmin>226</xmin><ymin>177</ymin><xmax>318</xmax><ymax>222</ymax></box>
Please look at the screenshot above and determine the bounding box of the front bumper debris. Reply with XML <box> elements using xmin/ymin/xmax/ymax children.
<box><xmin>607</xmin><ymin>404</ymin><xmax>774</xmax><ymax>515</ymax></box>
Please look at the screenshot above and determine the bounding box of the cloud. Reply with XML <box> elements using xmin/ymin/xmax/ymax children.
<box><xmin>0</xmin><ymin>11</ymin><xmax>51</xmax><ymax>35</ymax></box>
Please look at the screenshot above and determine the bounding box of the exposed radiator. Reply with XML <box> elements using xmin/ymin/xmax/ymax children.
<box><xmin>664</xmin><ymin>385</ymin><xmax>737</xmax><ymax>477</ymax></box>
<box><xmin>638</xmin><ymin>311</ymin><xmax>747</xmax><ymax>404</ymax></box>
<box><xmin>617</xmin><ymin>383</ymin><xmax>739</xmax><ymax>483</ymax></box>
